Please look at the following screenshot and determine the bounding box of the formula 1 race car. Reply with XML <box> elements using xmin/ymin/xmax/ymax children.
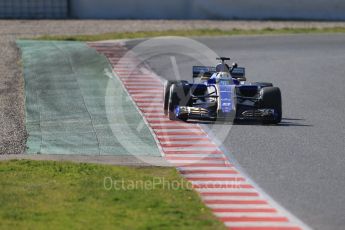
<box><xmin>163</xmin><ymin>57</ymin><xmax>282</xmax><ymax>124</ymax></box>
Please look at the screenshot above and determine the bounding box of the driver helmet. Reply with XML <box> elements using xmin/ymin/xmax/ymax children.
<box><xmin>216</xmin><ymin>63</ymin><xmax>230</xmax><ymax>72</ymax></box>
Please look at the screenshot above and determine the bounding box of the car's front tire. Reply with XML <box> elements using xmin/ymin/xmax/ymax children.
<box><xmin>168</xmin><ymin>84</ymin><xmax>180</xmax><ymax>120</ymax></box>
<box><xmin>164</xmin><ymin>80</ymin><xmax>177</xmax><ymax>115</ymax></box>
<box><xmin>164</xmin><ymin>80</ymin><xmax>188</xmax><ymax>115</ymax></box>
<box><xmin>168</xmin><ymin>83</ymin><xmax>190</xmax><ymax>121</ymax></box>
<box><xmin>260</xmin><ymin>87</ymin><xmax>282</xmax><ymax>124</ymax></box>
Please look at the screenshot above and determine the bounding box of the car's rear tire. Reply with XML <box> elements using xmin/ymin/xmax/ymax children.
<box><xmin>260</xmin><ymin>87</ymin><xmax>282</xmax><ymax>124</ymax></box>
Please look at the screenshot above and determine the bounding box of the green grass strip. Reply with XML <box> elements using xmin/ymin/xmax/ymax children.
<box><xmin>0</xmin><ymin>160</ymin><xmax>226</xmax><ymax>230</ymax></box>
<box><xmin>36</xmin><ymin>27</ymin><xmax>345</xmax><ymax>41</ymax></box>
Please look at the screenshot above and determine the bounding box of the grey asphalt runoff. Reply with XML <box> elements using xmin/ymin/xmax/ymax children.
<box><xmin>126</xmin><ymin>34</ymin><xmax>345</xmax><ymax>230</ymax></box>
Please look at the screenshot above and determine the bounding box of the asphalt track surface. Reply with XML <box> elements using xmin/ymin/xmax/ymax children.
<box><xmin>126</xmin><ymin>34</ymin><xmax>345</xmax><ymax>230</ymax></box>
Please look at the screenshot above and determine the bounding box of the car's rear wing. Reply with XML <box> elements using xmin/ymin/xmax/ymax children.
<box><xmin>193</xmin><ymin>65</ymin><xmax>246</xmax><ymax>79</ymax></box>
<box><xmin>193</xmin><ymin>66</ymin><xmax>216</xmax><ymax>78</ymax></box>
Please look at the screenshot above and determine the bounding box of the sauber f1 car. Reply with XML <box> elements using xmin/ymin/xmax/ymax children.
<box><xmin>163</xmin><ymin>57</ymin><xmax>282</xmax><ymax>124</ymax></box>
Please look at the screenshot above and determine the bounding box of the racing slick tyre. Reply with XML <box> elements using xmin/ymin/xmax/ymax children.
<box><xmin>260</xmin><ymin>87</ymin><xmax>282</xmax><ymax>124</ymax></box>
<box><xmin>164</xmin><ymin>80</ymin><xmax>177</xmax><ymax>115</ymax></box>
<box><xmin>168</xmin><ymin>83</ymin><xmax>189</xmax><ymax>121</ymax></box>
<box><xmin>164</xmin><ymin>80</ymin><xmax>188</xmax><ymax>115</ymax></box>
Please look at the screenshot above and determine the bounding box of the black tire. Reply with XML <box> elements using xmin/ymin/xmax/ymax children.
<box><xmin>163</xmin><ymin>80</ymin><xmax>177</xmax><ymax>115</ymax></box>
<box><xmin>163</xmin><ymin>80</ymin><xmax>188</xmax><ymax>115</ymax></box>
<box><xmin>168</xmin><ymin>84</ymin><xmax>179</xmax><ymax>120</ymax></box>
<box><xmin>168</xmin><ymin>83</ymin><xmax>190</xmax><ymax>121</ymax></box>
<box><xmin>260</xmin><ymin>87</ymin><xmax>282</xmax><ymax>124</ymax></box>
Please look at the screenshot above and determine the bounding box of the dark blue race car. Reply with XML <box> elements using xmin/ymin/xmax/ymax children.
<box><xmin>163</xmin><ymin>57</ymin><xmax>282</xmax><ymax>124</ymax></box>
